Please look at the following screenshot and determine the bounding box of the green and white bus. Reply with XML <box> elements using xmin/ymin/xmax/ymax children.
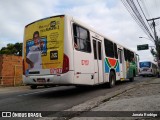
<box><xmin>22</xmin><ymin>15</ymin><xmax>138</xmax><ymax>89</ymax></box>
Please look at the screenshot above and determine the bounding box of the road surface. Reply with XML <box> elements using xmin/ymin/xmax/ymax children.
<box><xmin>0</xmin><ymin>77</ymin><xmax>155</xmax><ymax>114</ymax></box>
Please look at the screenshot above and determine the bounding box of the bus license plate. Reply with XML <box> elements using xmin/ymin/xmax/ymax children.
<box><xmin>143</xmin><ymin>69</ymin><xmax>148</xmax><ymax>71</ymax></box>
<box><xmin>37</xmin><ymin>78</ymin><xmax>46</xmax><ymax>83</ymax></box>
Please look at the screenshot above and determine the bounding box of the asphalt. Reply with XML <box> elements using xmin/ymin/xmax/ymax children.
<box><xmin>0</xmin><ymin>77</ymin><xmax>159</xmax><ymax>120</ymax></box>
<box><xmin>37</xmin><ymin>77</ymin><xmax>160</xmax><ymax>120</ymax></box>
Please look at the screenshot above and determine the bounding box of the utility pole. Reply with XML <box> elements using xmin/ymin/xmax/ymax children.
<box><xmin>147</xmin><ymin>17</ymin><xmax>160</xmax><ymax>66</ymax></box>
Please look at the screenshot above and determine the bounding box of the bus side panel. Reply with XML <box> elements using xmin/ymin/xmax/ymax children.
<box><xmin>60</xmin><ymin>16</ymin><xmax>74</xmax><ymax>84</ymax></box>
<box><xmin>104</xmin><ymin>57</ymin><xmax>120</xmax><ymax>81</ymax></box>
<box><xmin>72</xmin><ymin>23</ymin><xmax>94</xmax><ymax>85</ymax></box>
<box><xmin>73</xmin><ymin>50</ymin><xmax>94</xmax><ymax>85</ymax></box>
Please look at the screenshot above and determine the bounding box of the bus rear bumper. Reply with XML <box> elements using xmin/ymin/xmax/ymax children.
<box><xmin>23</xmin><ymin>71</ymin><xmax>74</xmax><ymax>85</ymax></box>
<box><xmin>139</xmin><ymin>72</ymin><xmax>154</xmax><ymax>76</ymax></box>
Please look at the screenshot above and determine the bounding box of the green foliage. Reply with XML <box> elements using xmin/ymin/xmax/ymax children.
<box><xmin>0</xmin><ymin>42</ymin><xmax>23</xmax><ymax>56</ymax></box>
<box><xmin>150</xmin><ymin>38</ymin><xmax>160</xmax><ymax>59</ymax></box>
<box><xmin>150</xmin><ymin>48</ymin><xmax>157</xmax><ymax>57</ymax></box>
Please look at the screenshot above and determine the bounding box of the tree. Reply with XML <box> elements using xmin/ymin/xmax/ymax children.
<box><xmin>14</xmin><ymin>43</ymin><xmax>23</xmax><ymax>56</ymax></box>
<box><xmin>150</xmin><ymin>48</ymin><xmax>157</xmax><ymax>57</ymax></box>
<box><xmin>0</xmin><ymin>42</ymin><xmax>23</xmax><ymax>56</ymax></box>
<box><xmin>150</xmin><ymin>37</ymin><xmax>160</xmax><ymax>61</ymax></box>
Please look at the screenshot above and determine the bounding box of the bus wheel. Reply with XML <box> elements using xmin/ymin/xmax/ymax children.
<box><xmin>30</xmin><ymin>85</ymin><xmax>37</xmax><ymax>89</ymax></box>
<box><xmin>129</xmin><ymin>77</ymin><xmax>134</xmax><ymax>82</ymax></box>
<box><xmin>157</xmin><ymin>73</ymin><xmax>159</xmax><ymax>78</ymax></box>
<box><xmin>44</xmin><ymin>85</ymin><xmax>49</xmax><ymax>88</ymax></box>
<box><xmin>108</xmin><ymin>71</ymin><xmax>116</xmax><ymax>88</ymax></box>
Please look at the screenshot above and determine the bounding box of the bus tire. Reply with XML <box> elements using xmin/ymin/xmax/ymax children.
<box><xmin>156</xmin><ymin>72</ymin><xmax>159</xmax><ymax>78</ymax></box>
<box><xmin>133</xmin><ymin>70</ymin><xmax>136</xmax><ymax>77</ymax></box>
<box><xmin>108</xmin><ymin>71</ymin><xmax>116</xmax><ymax>88</ymax></box>
<box><xmin>30</xmin><ymin>85</ymin><xmax>37</xmax><ymax>89</ymax></box>
<box><xmin>129</xmin><ymin>77</ymin><xmax>134</xmax><ymax>82</ymax></box>
<box><xmin>44</xmin><ymin>85</ymin><xmax>49</xmax><ymax>88</ymax></box>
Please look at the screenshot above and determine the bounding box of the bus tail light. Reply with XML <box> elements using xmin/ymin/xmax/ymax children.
<box><xmin>62</xmin><ymin>54</ymin><xmax>69</xmax><ymax>73</ymax></box>
<box><xmin>23</xmin><ymin>59</ymin><xmax>25</xmax><ymax>75</ymax></box>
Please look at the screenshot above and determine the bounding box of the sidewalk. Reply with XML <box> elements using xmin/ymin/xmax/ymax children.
<box><xmin>69</xmin><ymin>78</ymin><xmax>160</xmax><ymax>120</ymax></box>
<box><xmin>0</xmin><ymin>85</ymin><xmax>29</xmax><ymax>94</ymax></box>
<box><xmin>38</xmin><ymin>78</ymin><xmax>160</xmax><ymax>120</ymax></box>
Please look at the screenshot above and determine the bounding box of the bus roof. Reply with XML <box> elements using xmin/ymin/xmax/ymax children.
<box><xmin>25</xmin><ymin>14</ymin><xmax>136</xmax><ymax>54</ymax></box>
<box><xmin>25</xmin><ymin>15</ymin><xmax>65</xmax><ymax>28</ymax></box>
<box><xmin>70</xmin><ymin>15</ymin><xmax>136</xmax><ymax>53</ymax></box>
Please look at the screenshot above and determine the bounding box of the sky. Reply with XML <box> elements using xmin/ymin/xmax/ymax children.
<box><xmin>0</xmin><ymin>0</ymin><xmax>156</xmax><ymax>62</ymax></box>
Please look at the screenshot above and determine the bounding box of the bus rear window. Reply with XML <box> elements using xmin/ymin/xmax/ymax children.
<box><xmin>139</xmin><ymin>62</ymin><xmax>151</xmax><ymax>68</ymax></box>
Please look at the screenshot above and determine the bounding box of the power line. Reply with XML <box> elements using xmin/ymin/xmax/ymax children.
<box><xmin>121</xmin><ymin>0</ymin><xmax>154</xmax><ymax>39</ymax></box>
<box><xmin>137</xmin><ymin>0</ymin><xmax>154</xmax><ymax>40</ymax></box>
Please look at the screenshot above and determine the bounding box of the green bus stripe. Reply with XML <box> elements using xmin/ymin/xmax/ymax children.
<box><xmin>114</xmin><ymin>60</ymin><xmax>119</xmax><ymax>68</ymax></box>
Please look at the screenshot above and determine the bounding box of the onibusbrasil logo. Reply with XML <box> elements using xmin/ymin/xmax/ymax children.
<box><xmin>1</xmin><ymin>112</ymin><xmax>42</xmax><ymax>118</ymax></box>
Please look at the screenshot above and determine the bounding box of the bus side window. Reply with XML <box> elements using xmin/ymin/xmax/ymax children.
<box><xmin>124</xmin><ymin>48</ymin><xmax>128</xmax><ymax>61</ymax></box>
<box><xmin>73</xmin><ymin>24</ymin><xmax>79</xmax><ymax>50</ymax></box>
<box><xmin>114</xmin><ymin>43</ymin><xmax>118</xmax><ymax>59</ymax></box>
<box><xmin>93</xmin><ymin>40</ymin><xmax>97</xmax><ymax>59</ymax></box>
<box><xmin>98</xmin><ymin>41</ymin><xmax>102</xmax><ymax>60</ymax></box>
<box><xmin>73</xmin><ymin>24</ymin><xmax>91</xmax><ymax>53</ymax></box>
<box><xmin>124</xmin><ymin>48</ymin><xmax>133</xmax><ymax>62</ymax></box>
<box><xmin>104</xmin><ymin>39</ymin><xmax>114</xmax><ymax>58</ymax></box>
<box><xmin>118</xmin><ymin>49</ymin><xmax>122</xmax><ymax>63</ymax></box>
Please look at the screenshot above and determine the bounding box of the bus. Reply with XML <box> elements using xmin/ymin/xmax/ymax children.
<box><xmin>22</xmin><ymin>15</ymin><xmax>138</xmax><ymax>89</ymax></box>
<box><xmin>139</xmin><ymin>61</ymin><xmax>158</xmax><ymax>77</ymax></box>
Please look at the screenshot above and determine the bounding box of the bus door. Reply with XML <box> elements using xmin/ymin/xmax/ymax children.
<box><xmin>92</xmin><ymin>38</ymin><xmax>103</xmax><ymax>84</ymax></box>
<box><xmin>118</xmin><ymin>48</ymin><xmax>125</xmax><ymax>78</ymax></box>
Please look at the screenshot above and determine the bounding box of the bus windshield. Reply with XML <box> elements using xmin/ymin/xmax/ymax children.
<box><xmin>139</xmin><ymin>62</ymin><xmax>151</xmax><ymax>68</ymax></box>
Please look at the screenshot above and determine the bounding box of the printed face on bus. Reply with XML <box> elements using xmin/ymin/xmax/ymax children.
<box><xmin>33</xmin><ymin>34</ymin><xmax>40</xmax><ymax>46</ymax></box>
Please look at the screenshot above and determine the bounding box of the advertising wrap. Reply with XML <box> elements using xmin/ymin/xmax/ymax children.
<box><xmin>23</xmin><ymin>16</ymin><xmax>64</xmax><ymax>75</ymax></box>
